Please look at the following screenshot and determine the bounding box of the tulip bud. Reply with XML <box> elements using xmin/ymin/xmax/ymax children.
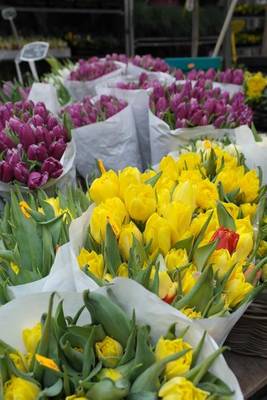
<box><xmin>41</xmin><ymin>157</ymin><xmax>63</xmax><ymax>179</ymax></box>
<box><xmin>47</xmin><ymin>116</ymin><xmax>59</xmax><ymax>130</ymax></box>
<box><xmin>0</xmin><ymin>160</ymin><xmax>14</xmax><ymax>182</ymax></box>
<box><xmin>6</xmin><ymin>148</ymin><xmax>21</xmax><ymax>167</ymax></box>
<box><xmin>14</xmin><ymin>162</ymin><xmax>29</xmax><ymax>184</ymax></box>
<box><xmin>27</xmin><ymin>143</ymin><xmax>48</xmax><ymax>162</ymax></box>
<box><xmin>28</xmin><ymin>171</ymin><xmax>48</xmax><ymax>189</ymax></box>
<box><xmin>48</xmin><ymin>139</ymin><xmax>67</xmax><ymax>160</ymax></box>
<box><xmin>190</xmin><ymin>110</ymin><xmax>203</xmax><ymax>126</ymax></box>
<box><xmin>31</xmin><ymin>114</ymin><xmax>44</xmax><ymax>127</ymax></box>
<box><xmin>9</xmin><ymin>117</ymin><xmax>23</xmax><ymax>134</ymax></box>
<box><xmin>18</xmin><ymin>124</ymin><xmax>36</xmax><ymax>149</ymax></box>
<box><xmin>210</xmin><ymin>227</ymin><xmax>239</xmax><ymax>255</ymax></box>
<box><xmin>214</xmin><ymin>115</ymin><xmax>225</xmax><ymax>128</ymax></box>
<box><xmin>174</xmin><ymin>69</ymin><xmax>184</xmax><ymax>80</ymax></box>
<box><xmin>0</xmin><ymin>131</ymin><xmax>16</xmax><ymax>151</ymax></box>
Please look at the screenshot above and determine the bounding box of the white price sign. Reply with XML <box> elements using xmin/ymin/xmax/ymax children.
<box><xmin>20</xmin><ymin>41</ymin><xmax>49</xmax><ymax>62</ymax></box>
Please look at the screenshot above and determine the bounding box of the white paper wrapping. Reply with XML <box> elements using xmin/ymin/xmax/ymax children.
<box><xmin>69</xmin><ymin>205</ymin><xmax>249</xmax><ymax>345</ymax></box>
<box><xmin>7</xmin><ymin>243</ymin><xmax>75</xmax><ymax>299</ymax></box>
<box><xmin>64</xmin><ymin>61</ymin><xmax>126</xmax><ymax>101</ymax></box>
<box><xmin>0</xmin><ymin>285</ymin><xmax>243</xmax><ymax>399</ymax></box>
<box><xmin>28</xmin><ymin>83</ymin><xmax>60</xmax><ymax>114</ymax></box>
<box><xmin>96</xmin><ymin>84</ymin><xmax>151</xmax><ymax>168</ymax></box>
<box><xmin>73</xmin><ymin>104</ymin><xmax>142</xmax><ymax>177</ymax></box>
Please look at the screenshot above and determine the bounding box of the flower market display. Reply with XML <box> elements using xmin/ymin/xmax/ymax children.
<box><xmin>0</xmin><ymin>100</ymin><xmax>71</xmax><ymax>189</ymax></box>
<box><xmin>70</xmin><ymin>138</ymin><xmax>266</xmax><ymax>343</ymax></box>
<box><xmin>0</xmin><ymin>291</ymin><xmax>242</xmax><ymax>399</ymax></box>
<box><xmin>1</xmin><ymin>50</ymin><xmax>267</xmax><ymax>398</ymax></box>
<box><xmin>0</xmin><ymin>186</ymin><xmax>89</xmax><ymax>302</ymax></box>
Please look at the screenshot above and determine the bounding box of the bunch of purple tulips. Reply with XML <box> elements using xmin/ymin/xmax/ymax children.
<box><xmin>0</xmin><ymin>100</ymin><xmax>68</xmax><ymax>189</ymax></box>
<box><xmin>174</xmin><ymin>68</ymin><xmax>244</xmax><ymax>85</ymax></box>
<box><xmin>68</xmin><ymin>59</ymin><xmax>118</xmax><ymax>82</ymax></box>
<box><xmin>63</xmin><ymin>95</ymin><xmax>128</xmax><ymax>128</ymax></box>
<box><xmin>150</xmin><ymin>80</ymin><xmax>253</xmax><ymax>129</ymax></box>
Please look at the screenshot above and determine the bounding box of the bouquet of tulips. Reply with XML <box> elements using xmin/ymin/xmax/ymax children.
<box><xmin>0</xmin><ymin>81</ymin><xmax>30</xmax><ymax>103</ymax></box>
<box><xmin>105</xmin><ymin>53</ymin><xmax>170</xmax><ymax>73</ymax></box>
<box><xmin>0</xmin><ymin>290</ymin><xmax>243</xmax><ymax>399</ymax></box>
<box><xmin>174</xmin><ymin>68</ymin><xmax>244</xmax><ymax>85</ymax></box>
<box><xmin>69</xmin><ymin>140</ymin><xmax>266</xmax><ymax>343</ymax></box>
<box><xmin>63</xmin><ymin>94</ymin><xmax>141</xmax><ymax>177</ymax></box>
<box><xmin>62</xmin><ymin>95</ymin><xmax>127</xmax><ymax>128</ymax></box>
<box><xmin>64</xmin><ymin>57</ymin><xmax>125</xmax><ymax>101</ymax></box>
<box><xmin>149</xmin><ymin>80</ymin><xmax>253</xmax><ymax>164</ymax></box>
<box><xmin>0</xmin><ymin>100</ymin><xmax>73</xmax><ymax>190</ymax></box>
<box><xmin>0</xmin><ymin>186</ymin><xmax>89</xmax><ymax>302</ymax></box>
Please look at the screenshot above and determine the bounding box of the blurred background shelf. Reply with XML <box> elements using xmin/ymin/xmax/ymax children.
<box><xmin>0</xmin><ymin>47</ymin><xmax>71</xmax><ymax>61</ymax></box>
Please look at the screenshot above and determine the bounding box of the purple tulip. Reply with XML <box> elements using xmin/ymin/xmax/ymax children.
<box><xmin>49</xmin><ymin>139</ymin><xmax>67</xmax><ymax>160</ymax></box>
<box><xmin>28</xmin><ymin>171</ymin><xmax>49</xmax><ymax>189</ymax></box>
<box><xmin>156</xmin><ymin>97</ymin><xmax>168</xmax><ymax>113</ymax></box>
<box><xmin>214</xmin><ymin>115</ymin><xmax>226</xmax><ymax>128</ymax></box>
<box><xmin>190</xmin><ymin>110</ymin><xmax>203</xmax><ymax>126</ymax></box>
<box><xmin>6</xmin><ymin>148</ymin><xmax>21</xmax><ymax>168</ymax></box>
<box><xmin>8</xmin><ymin>117</ymin><xmax>23</xmax><ymax>134</ymax></box>
<box><xmin>34</xmin><ymin>102</ymin><xmax>48</xmax><ymax>120</ymax></box>
<box><xmin>31</xmin><ymin>115</ymin><xmax>44</xmax><ymax>127</ymax></box>
<box><xmin>14</xmin><ymin>162</ymin><xmax>29</xmax><ymax>184</ymax></box>
<box><xmin>174</xmin><ymin>69</ymin><xmax>184</xmax><ymax>80</ymax></box>
<box><xmin>47</xmin><ymin>116</ymin><xmax>59</xmax><ymax>130</ymax></box>
<box><xmin>0</xmin><ymin>161</ymin><xmax>14</xmax><ymax>182</ymax></box>
<box><xmin>41</xmin><ymin>157</ymin><xmax>63</xmax><ymax>179</ymax></box>
<box><xmin>205</xmin><ymin>68</ymin><xmax>216</xmax><ymax>80</ymax></box>
<box><xmin>0</xmin><ymin>131</ymin><xmax>16</xmax><ymax>151</ymax></box>
<box><xmin>27</xmin><ymin>142</ymin><xmax>48</xmax><ymax>162</ymax></box>
<box><xmin>18</xmin><ymin>124</ymin><xmax>36</xmax><ymax>149</ymax></box>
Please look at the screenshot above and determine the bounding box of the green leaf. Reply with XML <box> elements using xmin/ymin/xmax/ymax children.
<box><xmin>192</xmin><ymin>211</ymin><xmax>214</xmax><ymax>254</ymax></box>
<box><xmin>174</xmin><ymin>236</ymin><xmax>194</xmax><ymax>255</ymax></box>
<box><xmin>217</xmin><ymin>202</ymin><xmax>236</xmax><ymax>231</ymax></box>
<box><xmin>193</xmin><ymin>240</ymin><xmax>219</xmax><ymax>271</ymax></box>
<box><xmin>145</xmin><ymin>171</ymin><xmax>162</xmax><ymax>187</ymax></box>
<box><xmin>104</xmin><ymin>223</ymin><xmax>122</xmax><ymax>277</ymax></box>
<box><xmin>37</xmin><ymin>378</ymin><xmax>63</xmax><ymax>399</ymax></box>
<box><xmin>63</xmin><ymin>112</ymin><xmax>73</xmax><ymax>142</ymax></box>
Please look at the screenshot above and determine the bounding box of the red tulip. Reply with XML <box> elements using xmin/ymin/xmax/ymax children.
<box><xmin>210</xmin><ymin>227</ymin><xmax>239</xmax><ymax>255</ymax></box>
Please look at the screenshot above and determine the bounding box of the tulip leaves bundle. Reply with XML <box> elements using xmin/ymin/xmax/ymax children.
<box><xmin>0</xmin><ymin>291</ymin><xmax>234</xmax><ymax>399</ymax></box>
<box><xmin>77</xmin><ymin>140</ymin><xmax>267</xmax><ymax>320</ymax></box>
<box><xmin>0</xmin><ymin>187</ymin><xmax>89</xmax><ymax>295</ymax></box>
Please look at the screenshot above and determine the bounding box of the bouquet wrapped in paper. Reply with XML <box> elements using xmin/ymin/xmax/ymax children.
<box><xmin>62</xmin><ymin>95</ymin><xmax>142</xmax><ymax>176</ymax></box>
<box><xmin>69</xmin><ymin>140</ymin><xmax>266</xmax><ymax>344</ymax></box>
<box><xmin>0</xmin><ymin>187</ymin><xmax>89</xmax><ymax>302</ymax></box>
<box><xmin>0</xmin><ymin>98</ymin><xmax>75</xmax><ymax>193</ymax></box>
<box><xmin>0</xmin><ymin>288</ymin><xmax>243</xmax><ymax>398</ymax></box>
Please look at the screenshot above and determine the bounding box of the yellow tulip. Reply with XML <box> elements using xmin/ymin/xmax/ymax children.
<box><xmin>178</xmin><ymin>169</ymin><xmax>204</xmax><ymax>184</ymax></box>
<box><xmin>77</xmin><ymin>248</ymin><xmax>104</xmax><ymax>279</ymax></box>
<box><xmin>236</xmin><ymin>216</ymin><xmax>254</xmax><ymax>235</ymax></box>
<box><xmin>157</xmin><ymin>270</ymin><xmax>178</xmax><ymax>303</ymax></box>
<box><xmin>90</xmin><ymin>197</ymin><xmax>128</xmax><ymax>243</ymax></box>
<box><xmin>89</xmin><ymin>170</ymin><xmax>119</xmax><ymax>204</ymax></box>
<box><xmin>9</xmin><ymin>353</ymin><xmax>27</xmax><ymax>372</ymax></box>
<box><xmin>124</xmin><ymin>184</ymin><xmax>156</xmax><ymax>222</ymax></box>
<box><xmin>118</xmin><ymin>222</ymin><xmax>143</xmax><ymax>260</ymax></box>
<box><xmin>224</xmin><ymin>264</ymin><xmax>253</xmax><ymax>308</ymax></box>
<box><xmin>239</xmin><ymin>170</ymin><xmax>259</xmax><ymax>203</ymax></box>
<box><xmin>232</xmin><ymin>233</ymin><xmax>253</xmax><ymax>262</ymax></box>
<box><xmin>196</xmin><ymin>179</ymin><xmax>218</xmax><ymax>210</ymax></box>
<box><xmin>159</xmin><ymin>155</ymin><xmax>179</xmax><ymax>181</ymax></box>
<box><xmin>246</xmin><ymin>72</ymin><xmax>267</xmax><ymax>98</ymax></box>
<box><xmin>189</xmin><ymin>210</ymin><xmax>217</xmax><ymax>237</ymax></box>
<box><xmin>155</xmin><ymin>337</ymin><xmax>192</xmax><ymax>379</ymax></box>
<box><xmin>22</xmin><ymin>322</ymin><xmax>42</xmax><ymax>354</ymax></box>
<box><xmin>209</xmin><ymin>249</ymin><xmax>232</xmax><ymax>279</ymax></box>
<box><xmin>165</xmin><ymin>249</ymin><xmax>188</xmax><ymax>271</ymax></box>
<box><xmin>258</xmin><ymin>240</ymin><xmax>267</xmax><ymax>257</ymax></box>
<box><xmin>117</xmin><ymin>263</ymin><xmax>129</xmax><ymax>278</ymax></box>
<box><xmin>97</xmin><ymin>368</ymin><xmax>123</xmax><ymax>382</ymax></box>
<box><xmin>158</xmin><ymin>376</ymin><xmax>209</xmax><ymax>400</ymax></box>
<box><xmin>144</xmin><ymin>213</ymin><xmax>172</xmax><ymax>256</ymax></box>
<box><xmin>162</xmin><ymin>202</ymin><xmax>192</xmax><ymax>244</ymax></box>
<box><xmin>19</xmin><ymin>201</ymin><xmax>31</xmax><ymax>219</ymax></box>
<box><xmin>181</xmin><ymin>308</ymin><xmax>202</xmax><ymax>319</ymax></box>
<box><xmin>95</xmin><ymin>336</ymin><xmax>123</xmax><ymax>368</ymax></box>
<box><xmin>172</xmin><ymin>181</ymin><xmax>196</xmax><ymax>213</ymax></box>
<box><xmin>141</xmin><ymin>169</ymin><xmax>157</xmax><ymax>182</ymax></box>
<box><xmin>182</xmin><ymin>265</ymin><xmax>199</xmax><ymax>295</ymax></box>
<box><xmin>222</xmin><ymin>202</ymin><xmax>240</xmax><ymax>219</ymax></box>
<box><xmin>157</xmin><ymin>188</ymin><xmax>172</xmax><ymax>216</ymax></box>
<box><xmin>4</xmin><ymin>377</ymin><xmax>40</xmax><ymax>400</ymax></box>
<box><xmin>176</xmin><ymin>152</ymin><xmax>201</xmax><ymax>172</ymax></box>
<box><xmin>240</xmin><ymin>203</ymin><xmax>257</xmax><ymax>220</ymax></box>
<box><xmin>216</xmin><ymin>166</ymin><xmax>244</xmax><ymax>194</ymax></box>
<box><xmin>118</xmin><ymin>167</ymin><xmax>141</xmax><ymax>200</ymax></box>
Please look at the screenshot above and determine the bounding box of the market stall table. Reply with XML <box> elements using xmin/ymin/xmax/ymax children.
<box><xmin>225</xmin><ymin>351</ymin><xmax>267</xmax><ymax>399</ymax></box>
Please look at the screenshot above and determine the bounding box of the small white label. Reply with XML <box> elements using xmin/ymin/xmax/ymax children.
<box><xmin>20</xmin><ymin>41</ymin><xmax>49</xmax><ymax>62</ymax></box>
<box><xmin>185</xmin><ymin>0</ymin><xmax>195</xmax><ymax>12</ymax></box>
<box><xmin>1</xmin><ymin>7</ymin><xmax>17</xmax><ymax>20</ymax></box>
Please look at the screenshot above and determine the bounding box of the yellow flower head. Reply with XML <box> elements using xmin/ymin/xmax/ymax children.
<box><xmin>118</xmin><ymin>221</ymin><xmax>143</xmax><ymax>260</ymax></box>
<box><xmin>4</xmin><ymin>377</ymin><xmax>40</xmax><ymax>400</ymax></box>
<box><xmin>181</xmin><ymin>308</ymin><xmax>202</xmax><ymax>319</ymax></box>
<box><xmin>246</xmin><ymin>72</ymin><xmax>267</xmax><ymax>98</ymax></box>
<box><xmin>240</xmin><ymin>203</ymin><xmax>257</xmax><ymax>220</ymax></box>
<box><xmin>22</xmin><ymin>322</ymin><xmax>42</xmax><ymax>354</ymax></box>
<box><xmin>232</xmin><ymin>233</ymin><xmax>253</xmax><ymax>263</ymax></box>
<box><xmin>118</xmin><ymin>167</ymin><xmax>141</xmax><ymax>200</ymax></box>
<box><xmin>159</xmin><ymin>376</ymin><xmax>209</xmax><ymax>400</ymax></box>
<box><xmin>19</xmin><ymin>201</ymin><xmax>31</xmax><ymax>219</ymax></box>
<box><xmin>89</xmin><ymin>170</ymin><xmax>119</xmax><ymax>204</ymax></box>
<box><xmin>258</xmin><ymin>240</ymin><xmax>267</xmax><ymax>257</ymax></box>
<box><xmin>216</xmin><ymin>166</ymin><xmax>244</xmax><ymax>194</ymax></box>
<box><xmin>124</xmin><ymin>183</ymin><xmax>156</xmax><ymax>222</ymax></box>
<box><xmin>162</xmin><ymin>202</ymin><xmax>192</xmax><ymax>244</ymax></box>
<box><xmin>97</xmin><ymin>368</ymin><xmax>122</xmax><ymax>382</ymax></box>
<box><xmin>165</xmin><ymin>248</ymin><xmax>188</xmax><ymax>271</ymax></box>
<box><xmin>117</xmin><ymin>263</ymin><xmax>129</xmax><ymax>278</ymax></box>
<box><xmin>182</xmin><ymin>265</ymin><xmax>199</xmax><ymax>295</ymax></box>
<box><xmin>141</xmin><ymin>169</ymin><xmax>157</xmax><ymax>182</ymax></box>
<box><xmin>210</xmin><ymin>249</ymin><xmax>232</xmax><ymax>279</ymax></box>
<box><xmin>178</xmin><ymin>169</ymin><xmax>204</xmax><ymax>184</ymax></box>
<box><xmin>176</xmin><ymin>153</ymin><xmax>201</xmax><ymax>172</ymax></box>
<box><xmin>238</xmin><ymin>170</ymin><xmax>259</xmax><ymax>203</ymax></box>
<box><xmin>156</xmin><ymin>270</ymin><xmax>178</xmax><ymax>303</ymax></box>
<box><xmin>155</xmin><ymin>337</ymin><xmax>192</xmax><ymax>379</ymax></box>
<box><xmin>90</xmin><ymin>197</ymin><xmax>128</xmax><ymax>243</ymax></box>
<box><xmin>196</xmin><ymin>179</ymin><xmax>218</xmax><ymax>210</ymax></box>
<box><xmin>144</xmin><ymin>213</ymin><xmax>172</xmax><ymax>256</ymax></box>
<box><xmin>77</xmin><ymin>248</ymin><xmax>104</xmax><ymax>279</ymax></box>
<box><xmin>224</xmin><ymin>264</ymin><xmax>253</xmax><ymax>308</ymax></box>
<box><xmin>95</xmin><ymin>336</ymin><xmax>123</xmax><ymax>368</ymax></box>
<box><xmin>159</xmin><ymin>155</ymin><xmax>179</xmax><ymax>181</ymax></box>
<box><xmin>172</xmin><ymin>180</ymin><xmax>196</xmax><ymax>213</ymax></box>
<box><xmin>9</xmin><ymin>352</ymin><xmax>27</xmax><ymax>372</ymax></box>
